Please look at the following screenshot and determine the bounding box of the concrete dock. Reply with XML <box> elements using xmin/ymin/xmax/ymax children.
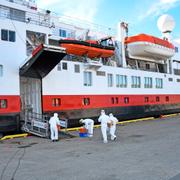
<box><xmin>0</xmin><ymin>116</ymin><xmax>180</xmax><ymax>180</ymax></box>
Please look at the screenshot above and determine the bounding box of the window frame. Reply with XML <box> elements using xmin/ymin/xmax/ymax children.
<box><xmin>83</xmin><ymin>98</ymin><xmax>90</xmax><ymax>105</ymax></box>
<box><xmin>1</xmin><ymin>29</ymin><xmax>8</xmax><ymax>41</ymax></box>
<box><xmin>9</xmin><ymin>30</ymin><xmax>16</xmax><ymax>42</ymax></box>
<box><xmin>62</xmin><ymin>62</ymin><xmax>68</xmax><ymax>70</ymax></box>
<box><xmin>74</xmin><ymin>64</ymin><xmax>80</xmax><ymax>73</ymax></box>
<box><xmin>0</xmin><ymin>99</ymin><xmax>8</xmax><ymax>109</ymax></box>
<box><xmin>0</xmin><ymin>65</ymin><xmax>3</xmax><ymax>77</ymax></box>
<box><xmin>116</xmin><ymin>74</ymin><xmax>127</xmax><ymax>88</ymax></box>
<box><xmin>83</xmin><ymin>71</ymin><xmax>92</xmax><ymax>86</ymax></box>
<box><xmin>59</xmin><ymin>29</ymin><xmax>67</xmax><ymax>37</ymax></box>
<box><xmin>52</xmin><ymin>98</ymin><xmax>61</xmax><ymax>107</ymax></box>
<box><xmin>107</xmin><ymin>73</ymin><xmax>113</xmax><ymax>87</ymax></box>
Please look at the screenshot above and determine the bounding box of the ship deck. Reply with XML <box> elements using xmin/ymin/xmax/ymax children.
<box><xmin>0</xmin><ymin>116</ymin><xmax>180</xmax><ymax>180</ymax></box>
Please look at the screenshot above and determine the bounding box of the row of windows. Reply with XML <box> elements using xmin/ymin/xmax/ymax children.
<box><xmin>0</xmin><ymin>96</ymin><xmax>171</xmax><ymax>109</ymax></box>
<box><xmin>1</xmin><ymin>29</ymin><xmax>16</xmax><ymax>42</ymax></box>
<box><xmin>52</xmin><ymin>98</ymin><xmax>91</xmax><ymax>107</ymax></box>
<box><xmin>51</xmin><ymin>96</ymin><xmax>170</xmax><ymax>107</ymax></box>
<box><xmin>106</xmin><ymin>74</ymin><xmax>163</xmax><ymax>89</ymax></box>
<box><xmin>58</xmin><ymin>62</ymin><xmax>168</xmax><ymax>89</ymax></box>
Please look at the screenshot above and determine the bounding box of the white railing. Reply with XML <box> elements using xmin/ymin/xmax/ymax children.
<box><xmin>2</xmin><ymin>0</ymin><xmax>116</xmax><ymax>36</ymax></box>
<box><xmin>5</xmin><ymin>0</ymin><xmax>37</xmax><ymax>9</ymax></box>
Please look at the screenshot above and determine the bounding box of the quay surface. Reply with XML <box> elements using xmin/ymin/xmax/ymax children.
<box><xmin>0</xmin><ymin>116</ymin><xmax>180</xmax><ymax>180</ymax></box>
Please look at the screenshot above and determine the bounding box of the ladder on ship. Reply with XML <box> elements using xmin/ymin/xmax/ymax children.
<box><xmin>22</xmin><ymin>111</ymin><xmax>49</xmax><ymax>138</ymax></box>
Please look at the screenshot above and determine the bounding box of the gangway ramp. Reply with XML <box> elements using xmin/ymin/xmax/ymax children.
<box><xmin>20</xmin><ymin>44</ymin><xmax>66</xmax><ymax>78</ymax></box>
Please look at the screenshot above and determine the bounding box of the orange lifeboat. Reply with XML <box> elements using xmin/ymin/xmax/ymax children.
<box><xmin>125</xmin><ymin>34</ymin><xmax>175</xmax><ymax>60</ymax></box>
<box><xmin>59</xmin><ymin>39</ymin><xmax>115</xmax><ymax>59</ymax></box>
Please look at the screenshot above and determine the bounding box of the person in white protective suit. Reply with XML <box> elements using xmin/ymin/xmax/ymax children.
<box><xmin>109</xmin><ymin>113</ymin><xmax>118</xmax><ymax>141</ymax></box>
<box><xmin>98</xmin><ymin>110</ymin><xmax>111</xmax><ymax>143</ymax></box>
<box><xmin>49</xmin><ymin>113</ymin><xmax>60</xmax><ymax>141</ymax></box>
<box><xmin>79</xmin><ymin>118</ymin><xmax>94</xmax><ymax>137</ymax></box>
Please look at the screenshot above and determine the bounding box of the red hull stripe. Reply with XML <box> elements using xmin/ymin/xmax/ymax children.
<box><xmin>42</xmin><ymin>94</ymin><xmax>180</xmax><ymax>112</ymax></box>
<box><xmin>0</xmin><ymin>95</ymin><xmax>20</xmax><ymax>114</ymax></box>
<box><xmin>1</xmin><ymin>94</ymin><xmax>179</xmax><ymax>114</ymax></box>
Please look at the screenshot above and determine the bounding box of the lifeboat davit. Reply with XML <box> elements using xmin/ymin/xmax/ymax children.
<box><xmin>59</xmin><ymin>39</ymin><xmax>115</xmax><ymax>59</ymax></box>
<box><xmin>125</xmin><ymin>34</ymin><xmax>175</xmax><ymax>60</ymax></box>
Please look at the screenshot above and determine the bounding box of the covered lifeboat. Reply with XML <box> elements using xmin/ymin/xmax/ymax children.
<box><xmin>59</xmin><ymin>39</ymin><xmax>115</xmax><ymax>59</ymax></box>
<box><xmin>125</xmin><ymin>34</ymin><xmax>175</xmax><ymax>60</ymax></box>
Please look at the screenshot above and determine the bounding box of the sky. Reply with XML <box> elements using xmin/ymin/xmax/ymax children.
<box><xmin>36</xmin><ymin>0</ymin><xmax>180</xmax><ymax>42</ymax></box>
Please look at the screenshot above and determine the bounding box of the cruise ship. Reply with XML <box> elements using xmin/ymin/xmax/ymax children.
<box><xmin>0</xmin><ymin>0</ymin><xmax>180</xmax><ymax>134</ymax></box>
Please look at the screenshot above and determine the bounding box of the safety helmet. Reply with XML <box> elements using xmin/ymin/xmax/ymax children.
<box><xmin>101</xmin><ymin>109</ymin><xmax>105</xmax><ymax>115</ymax></box>
<box><xmin>54</xmin><ymin>113</ymin><xmax>58</xmax><ymax>117</ymax></box>
<box><xmin>79</xmin><ymin>119</ymin><xmax>84</xmax><ymax>124</ymax></box>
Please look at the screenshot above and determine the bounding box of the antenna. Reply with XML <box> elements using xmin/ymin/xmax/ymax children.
<box><xmin>157</xmin><ymin>14</ymin><xmax>175</xmax><ymax>40</ymax></box>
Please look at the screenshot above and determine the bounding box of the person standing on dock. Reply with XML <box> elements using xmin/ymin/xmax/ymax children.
<box><xmin>79</xmin><ymin>118</ymin><xmax>94</xmax><ymax>137</ymax></box>
<box><xmin>49</xmin><ymin>113</ymin><xmax>60</xmax><ymax>142</ymax></box>
<box><xmin>98</xmin><ymin>110</ymin><xmax>111</xmax><ymax>143</ymax></box>
<box><xmin>109</xmin><ymin>113</ymin><xmax>118</xmax><ymax>141</ymax></box>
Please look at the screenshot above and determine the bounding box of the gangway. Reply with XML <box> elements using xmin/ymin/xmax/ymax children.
<box><xmin>20</xmin><ymin>44</ymin><xmax>66</xmax><ymax>78</ymax></box>
<box><xmin>21</xmin><ymin>111</ymin><xmax>70</xmax><ymax>138</ymax></box>
<box><xmin>21</xmin><ymin>111</ymin><xmax>49</xmax><ymax>137</ymax></box>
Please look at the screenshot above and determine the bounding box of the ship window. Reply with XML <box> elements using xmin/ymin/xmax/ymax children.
<box><xmin>177</xmin><ymin>79</ymin><xmax>180</xmax><ymax>82</ymax></box>
<box><xmin>0</xmin><ymin>99</ymin><xmax>7</xmax><ymax>109</ymax></box>
<box><xmin>59</xmin><ymin>29</ymin><xmax>67</xmax><ymax>37</ymax></box>
<box><xmin>116</xmin><ymin>75</ymin><xmax>127</xmax><ymax>88</ymax></box>
<box><xmin>115</xmin><ymin>97</ymin><xmax>118</xmax><ymax>104</ymax></box>
<box><xmin>62</xmin><ymin>62</ymin><xmax>67</xmax><ymax>70</ymax></box>
<box><xmin>0</xmin><ymin>65</ymin><xmax>3</xmax><ymax>77</ymax></box>
<box><xmin>83</xmin><ymin>98</ymin><xmax>90</xmax><ymax>105</ymax></box>
<box><xmin>1</xmin><ymin>29</ymin><xmax>16</xmax><ymax>42</ymax></box>
<box><xmin>96</xmin><ymin>71</ymin><xmax>106</xmax><ymax>76</ymax></box>
<box><xmin>145</xmin><ymin>97</ymin><xmax>149</xmax><ymax>103</ymax></box>
<box><xmin>166</xmin><ymin>96</ymin><xmax>169</xmax><ymax>102</ymax></box>
<box><xmin>168</xmin><ymin>78</ymin><xmax>173</xmax><ymax>82</ymax></box>
<box><xmin>74</xmin><ymin>64</ymin><xmax>80</xmax><ymax>73</ymax></box>
<box><xmin>10</xmin><ymin>8</ymin><xmax>25</xmax><ymax>22</ymax></box>
<box><xmin>111</xmin><ymin>97</ymin><xmax>118</xmax><ymax>104</ymax></box>
<box><xmin>131</xmin><ymin>76</ymin><xmax>141</xmax><ymax>88</ymax></box>
<box><xmin>9</xmin><ymin>30</ymin><xmax>15</xmax><ymax>42</ymax></box>
<box><xmin>144</xmin><ymin>77</ymin><xmax>153</xmax><ymax>88</ymax></box>
<box><xmin>52</xmin><ymin>98</ymin><xmax>61</xmax><ymax>107</ymax></box>
<box><xmin>156</xmin><ymin>96</ymin><xmax>160</xmax><ymax>102</ymax></box>
<box><xmin>175</xmin><ymin>47</ymin><xmax>179</xmax><ymax>53</ymax></box>
<box><xmin>124</xmin><ymin>97</ymin><xmax>129</xmax><ymax>104</ymax></box>
<box><xmin>1</xmin><ymin>29</ymin><xmax>8</xmax><ymax>41</ymax></box>
<box><xmin>83</xmin><ymin>71</ymin><xmax>92</xmax><ymax>86</ymax></box>
<box><xmin>57</xmin><ymin>63</ymin><xmax>61</xmax><ymax>71</ymax></box>
<box><xmin>111</xmin><ymin>97</ymin><xmax>114</xmax><ymax>104</ymax></box>
<box><xmin>145</xmin><ymin>64</ymin><xmax>150</xmax><ymax>70</ymax></box>
<box><xmin>107</xmin><ymin>74</ymin><xmax>113</xmax><ymax>87</ymax></box>
<box><xmin>155</xmin><ymin>78</ymin><xmax>163</xmax><ymax>88</ymax></box>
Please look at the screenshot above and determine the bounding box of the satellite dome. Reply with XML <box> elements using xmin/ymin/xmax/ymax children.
<box><xmin>157</xmin><ymin>14</ymin><xmax>175</xmax><ymax>33</ymax></box>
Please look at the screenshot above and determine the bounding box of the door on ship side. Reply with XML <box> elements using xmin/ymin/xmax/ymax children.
<box><xmin>20</xmin><ymin>77</ymin><xmax>42</xmax><ymax>120</ymax></box>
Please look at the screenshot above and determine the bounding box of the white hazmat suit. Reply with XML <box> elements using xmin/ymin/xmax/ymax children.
<box><xmin>109</xmin><ymin>113</ymin><xmax>118</xmax><ymax>140</ymax></box>
<box><xmin>98</xmin><ymin>110</ymin><xmax>111</xmax><ymax>143</ymax></box>
<box><xmin>49</xmin><ymin>113</ymin><xmax>60</xmax><ymax>141</ymax></box>
<box><xmin>80</xmin><ymin>119</ymin><xmax>94</xmax><ymax>137</ymax></box>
